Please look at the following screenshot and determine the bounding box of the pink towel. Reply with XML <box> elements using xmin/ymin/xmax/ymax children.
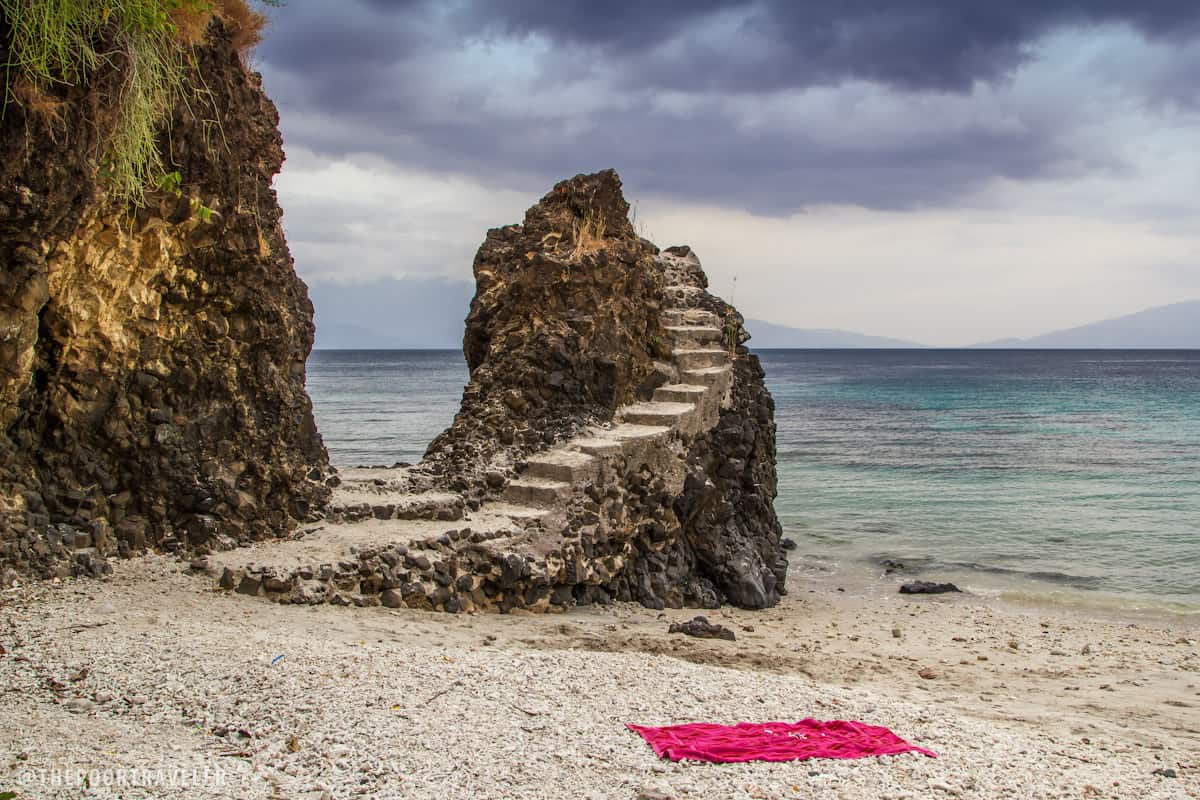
<box><xmin>626</xmin><ymin>719</ymin><xmax>937</xmax><ymax>763</ymax></box>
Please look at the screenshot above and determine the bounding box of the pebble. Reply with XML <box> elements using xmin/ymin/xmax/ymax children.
<box><xmin>64</xmin><ymin>698</ymin><xmax>95</xmax><ymax>714</ymax></box>
<box><xmin>636</xmin><ymin>789</ymin><xmax>673</xmax><ymax>800</ymax></box>
<box><xmin>0</xmin><ymin>555</ymin><xmax>1190</xmax><ymax>800</ymax></box>
<box><xmin>899</xmin><ymin>581</ymin><xmax>961</xmax><ymax>595</ymax></box>
<box><xmin>668</xmin><ymin>616</ymin><xmax>735</xmax><ymax>641</ymax></box>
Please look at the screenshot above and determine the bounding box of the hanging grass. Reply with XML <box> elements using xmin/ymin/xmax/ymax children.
<box><xmin>1</xmin><ymin>0</ymin><xmax>269</xmax><ymax>203</ymax></box>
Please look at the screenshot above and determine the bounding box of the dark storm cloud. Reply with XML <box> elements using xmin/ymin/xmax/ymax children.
<box><xmin>256</xmin><ymin>0</ymin><xmax>1200</xmax><ymax>213</ymax></box>
<box><xmin>463</xmin><ymin>0</ymin><xmax>1200</xmax><ymax>92</ymax></box>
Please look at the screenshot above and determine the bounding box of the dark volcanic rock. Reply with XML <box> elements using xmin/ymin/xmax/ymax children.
<box><xmin>209</xmin><ymin>169</ymin><xmax>788</xmax><ymax>616</ymax></box>
<box><xmin>419</xmin><ymin>172</ymin><xmax>786</xmax><ymax>612</ymax></box>
<box><xmin>899</xmin><ymin>581</ymin><xmax>962</xmax><ymax>595</ymax></box>
<box><xmin>634</xmin><ymin>353</ymin><xmax>785</xmax><ymax>610</ymax></box>
<box><xmin>0</xmin><ymin>17</ymin><xmax>329</xmax><ymax>583</ymax></box>
<box><xmin>423</xmin><ymin>170</ymin><xmax>666</xmax><ymax>486</ymax></box>
<box><xmin>669</xmin><ymin>616</ymin><xmax>736</xmax><ymax>641</ymax></box>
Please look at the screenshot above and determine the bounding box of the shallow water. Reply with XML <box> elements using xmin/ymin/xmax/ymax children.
<box><xmin>307</xmin><ymin>348</ymin><xmax>1200</xmax><ymax>611</ymax></box>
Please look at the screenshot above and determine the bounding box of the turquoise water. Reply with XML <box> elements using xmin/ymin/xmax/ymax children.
<box><xmin>307</xmin><ymin>349</ymin><xmax>1200</xmax><ymax>611</ymax></box>
<box><xmin>759</xmin><ymin>350</ymin><xmax>1200</xmax><ymax>612</ymax></box>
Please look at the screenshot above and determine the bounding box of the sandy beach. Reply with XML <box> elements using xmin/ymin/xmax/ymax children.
<box><xmin>1</xmin><ymin>554</ymin><xmax>1195</xmax><ymax>799</ymax></box>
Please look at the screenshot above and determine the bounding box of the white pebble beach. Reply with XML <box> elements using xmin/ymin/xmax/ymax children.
<box><xmin>1</xmin><ymin>555</ymin><xmax>1196</xmax><ymax>799</ymax></box>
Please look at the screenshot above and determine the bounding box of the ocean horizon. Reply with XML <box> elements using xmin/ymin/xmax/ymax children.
<box><xmin>307</xmin><ymin>347</ymin><xmax>1200</xmax><ymax>614</ymax></box>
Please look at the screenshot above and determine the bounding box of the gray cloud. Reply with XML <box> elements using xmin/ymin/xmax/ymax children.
<box><xmin>256</xmin><ymin>0</ymin><xmax>1200</xmax><ymax>215</ymax></box>
<box><xmin>465</xmin><ymin>1</ymin><xmax>1200</xmax><ymax>92</ymax></box>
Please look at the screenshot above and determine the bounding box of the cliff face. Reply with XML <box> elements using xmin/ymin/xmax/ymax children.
<box><xmin>543</xmin><ymin>245</ymin><xmax>787</xmax><ymax>610</ymax></box>
<box><xmin>0</xmin><ymin>20</ymin><xmax>329</xmax><ymax>584</ymax></box>
<box><xmin>424</xmin><ymin>170</ymin><xmax>668</xmax><ymax>490</ymax></box>
<box><xmin>615</xmin><ymin>247</ymin><xmax>786</xmax><ymax>609</ymax></box>
<box><xmin>419</xmin><ymin>170</ymin><xmax>785</xmax><ymax>607</ymax></box>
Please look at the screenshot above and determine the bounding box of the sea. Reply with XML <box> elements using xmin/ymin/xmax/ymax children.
<box><xmin>307</xmin><ymin>349</ymin><xmax>1200</xmax><ymax>615</ymax></box>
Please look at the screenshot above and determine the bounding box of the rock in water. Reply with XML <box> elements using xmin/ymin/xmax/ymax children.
<box><xmin>414</xmin><ymin>170</ymin><xmax>787</xmax><ymax>611</ymax></box>
<box><xmin>899</xmin><ymin>581</ymin><xmax>962</xmax><ymax>594</ymax></box>
<box><xmin>669</xmin><ymin>616</ymin><xmax>737</xmax><ymax>641</ymax></box>
<box><xmin>0</xmin><ymin>17</ymin><xmax>330</xmax><ymax>581</ymax></box>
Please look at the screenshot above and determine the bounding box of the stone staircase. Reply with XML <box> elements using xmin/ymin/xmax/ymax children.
<box><xmin>208</xmin><ymin>252</ymin><xmax>737</xmax><ymax>612</ymax></box>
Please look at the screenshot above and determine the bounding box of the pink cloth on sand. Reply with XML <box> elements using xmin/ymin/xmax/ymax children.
<box><xmin>626</xmin><ymin>719</ymin><xmax>938</xmax><ymax>763</ymax></box>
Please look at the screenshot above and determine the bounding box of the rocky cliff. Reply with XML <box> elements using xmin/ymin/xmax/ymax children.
<box><xmin>0</xmin><ymin>16</ymin><xmax>329</xmax><ymax>585</ymax></box>
<box><xmin>423</xmin><ymin>170</ymin><xmax>667</xmax><ymax>490</ymax></box>
<box><xmin>211</xmin><ymin>171</ymin><xmax>787</xmax><ymax>612</ymax></box>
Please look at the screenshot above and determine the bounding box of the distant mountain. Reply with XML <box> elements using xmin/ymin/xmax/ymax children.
<box><xmin>971</xmin><ymin>300</ymin><xmax>1200</xmax><ymax>348</ymax></box>
<box><xmin>314</xmin><ymin>323</ymin><xmax>434</xmax><ymax>350</ymax></box>
<box><xmin>745</xmin><ymin>318</ymin><xmax>925</xmax><ymax>348</ymax></box>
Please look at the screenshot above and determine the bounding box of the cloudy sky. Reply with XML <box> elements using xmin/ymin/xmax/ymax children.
<box><xmin>255</xmin><ymin>0</ymin><xmax>1200</xmax><ymax>347</ymax></box>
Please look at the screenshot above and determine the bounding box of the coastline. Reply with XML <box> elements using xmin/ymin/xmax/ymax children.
<box><xmin>2</xmin><ymin>554</ymin><xmax>1195</xmax><ymax>799</ymax></box>
<box><xmin>787</xmin><ymin>546</ymin><xmax>1200</xmax><ymax>624</ymax></box>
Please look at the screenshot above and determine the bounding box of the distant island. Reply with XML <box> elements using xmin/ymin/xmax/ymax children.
<box><xmin>972</xmin><ymin>300</ymin><xmax>1200</xmax><ymax>349</ymax></box>
<box><xmin>310</xmin><ymin>281</ymin><xmax>1199</xmax><ymax>351</ymax></box>
<box><xmin>744</xmin><ymin>319</ymin><xmax>925</xmax><ymax>348</ymax></box>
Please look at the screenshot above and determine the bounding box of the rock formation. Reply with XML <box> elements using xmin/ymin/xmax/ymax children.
<box><xmin>423</xmin><ymin>170</ymin><xmax>667</xmax><ymax>487</ymax></box>
<box><xmin>211</xmin><ymin>170</ymin><xmax>788</xmax><ymax>612</ymax></box>
<box><xmin>0</xmin><ymin>18</ymin><xmax>329</xmax><ymax>585</ymax></box>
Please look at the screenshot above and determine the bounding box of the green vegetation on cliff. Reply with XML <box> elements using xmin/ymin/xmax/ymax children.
<box><xmin>1</xmin><ymin>0</ymin><xmax>267</xmax><ymax>201</ymax></box>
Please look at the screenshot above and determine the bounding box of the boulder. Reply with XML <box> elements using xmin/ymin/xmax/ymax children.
<box><xmin>899</xmin><ymin>581</ymin><xmax>962</xmax><ymax>595</ymax></box>
<box><xmin>669</xmin><ymin>616</ymin><xmax>737</xmax><ymax>641</ymax></box>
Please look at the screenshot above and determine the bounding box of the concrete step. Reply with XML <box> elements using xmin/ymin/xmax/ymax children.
<box><xmin>329</xmin><ymin>491</ymin><xmax>464</xmax><ymax>523</ymax></box>
<box><xmin>524</xmin><ymin>450</ymin><xmax>599</xmax><ymax>483</ymax></box>
<box><xmin>663</xmin><ymin>308</ymin><xmax>720</xmax><ymax>328</ymax></box>
<box><xmin>206</xmin><ymin>512</ymin><xmax>518</xmax><ymax>577</ymax></box>
<box><xmin>598</xmin><ymin>422</ymin><xmax>675</xmax><ymax>462</ymax></box>
<box><xmin>664</xmin><ymin>325</ymin><xmax>722</xmax><ymax>348</ymax></box>
<box><xmin>682</xmin><ymin>365</ymin><xmax>731</xmax><ymax>385</ymax></box>
<box><xmin>681</xmin><ymin>366</ymin><xmax>734</xmax><ymax>417</ymax></box>
<box><xmin>620</xmin><ymin>401</ymin><xmax>695</xmax><ymax>428</ymax></box>
<box><xmin>673</xmin><ymin>348</ymin><xmax>728</xmax><ymax>371</ymax></box>
<box><xmin>653</xmin><ymin>383</ymin><xmax>709</xmax><ymax>405</ymax></box>
<box><xmin>606</xmin><ymin>422</ymin><xmax>672</xmax><ymax>442</ymax></box>
<box><xmin>503</xmin><ymin>478</ymin><xmax>572</xmax><ymax>507</ymax></box>
<box><xmin>571</xmin><ymin>437</ymin><xmax>625</xmax><ymax>457</ymax></box>
<box><xmin>577</xmin><ymin>423</ymin><xmax>673</xmax><ymax>457</ymax></box>
<box><xmin>485</xmin><ymin>502</ymin><xmax>554</xmax><ymax>525</ymax></box>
